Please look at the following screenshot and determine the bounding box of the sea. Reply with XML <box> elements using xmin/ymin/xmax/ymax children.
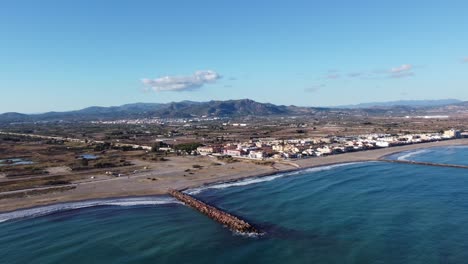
<box><xmin>1</xmin><ymin>146</ymin><xmax>468</xmax><ymax>263</ymax></box>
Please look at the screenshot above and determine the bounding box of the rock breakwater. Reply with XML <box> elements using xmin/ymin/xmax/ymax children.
<box><xmin>168</xmin><ymin>189</ymin><xmax>261</xmax><ymax>234</ymax></box>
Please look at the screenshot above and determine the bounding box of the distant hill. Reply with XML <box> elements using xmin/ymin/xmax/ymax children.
<box><xmin>335</xmin><ymin>99</ymin><xmax>462</xmax><ymax>109</ymax></box>
<box><xmin>0</xmin><ymin>99</ymin><xmax>467</xmax><ymax>123</ymax></box>
<box><xmin>0</xmin><ymin>99</ymin><xmax>306</xmax><ymax>123</ymax></box>
<box><xmin>0</xmin><ymin>103</ymin><xmax>166</xmax><ymax>123</ymax></box>
<box><xmin>161</xmin><ymin>99</ymin><xmax>292</xmax><ymax>117</ymax></box>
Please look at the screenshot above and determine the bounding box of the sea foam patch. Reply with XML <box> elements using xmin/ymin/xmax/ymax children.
<box><xmin>0</xmin><ymin>196</ymin><xmax>181</xmax><ymax>223</ymax></box>
<box><xmin>396</xmin><ymin>149</ymin><xmax>429</xmax><ymax>161</ymax></box>
<box><xmin>185</xmin><ymin>162</ymin><xmax>364</xmax><ymax>195</ymax></box>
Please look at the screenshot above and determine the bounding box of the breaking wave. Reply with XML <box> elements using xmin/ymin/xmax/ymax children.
<box><xmin>0</xmin><ymin>196</ymin><xmax>181</xmax><ymax>223</ymax></box>
<box><xmin>397</xmin><ymin>149</ymin><xmax>429</xmax><ymax>161</ymax></box>
<box><xmin>185</xmin><ymin>162</ymin><xmax>364</xmax><ymax>195</ymax></box>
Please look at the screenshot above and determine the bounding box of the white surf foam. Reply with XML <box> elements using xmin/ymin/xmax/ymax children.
<box><xmin>234</xmin><ymin>230</ymin><xmax>265</xmax><ymax>238</ymax></box>
<box><xmin>397</xmin><ymin>149</ymin><xmax>429</xmax><ymax>161</ymax></box>
<box><xmin>185</xmin><ymin>162</ymin><xmax>363</xmax><ymax>195</ymax></box>
<box><xmin>0</xmin><ymin>196</ymin><xmax>181</xmax><ymax>223</ymax></box>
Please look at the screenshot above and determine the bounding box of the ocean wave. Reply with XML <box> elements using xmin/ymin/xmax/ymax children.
<box><xmin>185</xmin><ymin>162</ymin><xmax>364</xmax><ymax>195</ymax></box>
<box><xmin>396</xmin><ymin>149</ymin><xmax>429</xmax><ymax>161</ymax></box>
<box><xmin>0</xmin><ymin>196</ymin><xmax>181</xmax><ymax>223</ymax></box>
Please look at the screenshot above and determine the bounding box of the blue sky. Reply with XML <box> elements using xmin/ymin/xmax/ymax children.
<box><xmin>1</xmin><ymin>0</ymin><xmax>467</xmax><ymax>113</ymax></box>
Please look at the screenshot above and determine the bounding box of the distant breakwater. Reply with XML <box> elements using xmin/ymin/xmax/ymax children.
<box><xmin>168</xmin><ymin>189</ymin><xmax>261</xmax><ymax>234</ymax></box>
<box><xmin>380</xmin><ymin>159</ymin><xmax>468</xmax><ymax>170</ymax></box>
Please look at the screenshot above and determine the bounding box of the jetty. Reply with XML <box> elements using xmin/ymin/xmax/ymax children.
<box><xmin>380</xmin><ymin>159</ymin><xmax>468</xmax><ymax>170</ymax></box>
<box><xmin>168</xmin><ymin>189</ymin><xmax>261</xmax><ymax>234</ymax></box>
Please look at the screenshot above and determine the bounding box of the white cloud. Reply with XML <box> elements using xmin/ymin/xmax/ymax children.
<box><xmin>389</xmin><ymin>64</ymin><xmax>414</xmax><ymax>78</ymax></box>
<box><xmin>389</xmin><ymin>72</ymin><xmax>414</xmax><ymax>78</ymax></box>
<box><xmin>390</xmin><ymin>64</ymin><xmax>412</xmax><ymax>73</ymax></box>
<box><xmin>463</xmin><ymin>57</ymin><xmax>468</xmax><ymax>63</ymax></box>
<box><xmin>142</xmin><ymin>70</ymin><xmax>221</xmax><ymax>92</ymax></box>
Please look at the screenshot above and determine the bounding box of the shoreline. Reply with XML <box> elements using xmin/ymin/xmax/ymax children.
<box><xmin>0</xmin><ymin>162</ymin><xmax>365</xmax><ymax>216</ymax></box>
<box><xmin>1</xmin><ymin>138</ymin><xmax>467</xmax><ymax>214</ymax></box>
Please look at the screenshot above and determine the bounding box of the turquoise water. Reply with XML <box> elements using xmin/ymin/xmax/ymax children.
<box><xmin>1</xmin><ymin>147</ymin><xmax>468</xmax><ymax>263</ymax></box>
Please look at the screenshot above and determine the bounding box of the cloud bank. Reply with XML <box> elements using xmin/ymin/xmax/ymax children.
<box><xmin>142</xmin><ymin>70</ymin><xmax>221</xmax><ymax>92</ymax></box>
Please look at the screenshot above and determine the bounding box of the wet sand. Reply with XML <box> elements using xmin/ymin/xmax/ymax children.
<box><xmin>1</xmin><ymin>138</ymin><xmax>467</xmax><ymax>213</ymax></box>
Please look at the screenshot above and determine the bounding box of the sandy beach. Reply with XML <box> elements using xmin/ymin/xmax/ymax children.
<box><xmin>1</xmin><ymin>138</ymin><xmax>467</xmax><ymax>213</ymax></box>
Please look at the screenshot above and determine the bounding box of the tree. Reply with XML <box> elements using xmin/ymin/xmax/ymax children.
<box><xmin>152</xmin><ymin>142</ymin><xmax>162</xmax><ymax>152</ymax></box>
<box><xmin>152</xmin><ymin>141</ymin><xmax>169</xmax><ymax>152</ymax></box>
<box><xmin>174</xmin><ymin>143</ymin><xmax>201</xmax><ymax>153</ymax></box>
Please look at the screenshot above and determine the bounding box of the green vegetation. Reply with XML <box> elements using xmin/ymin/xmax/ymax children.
<box><xmin>216</xmin><ymin>156</ymin><xmax>238</xmax><ymax>163</ymax></box>
<box><xmin>151</xmin><ymin>141</ymin><xmax>170</xmax><ymax>152</ymax></box>
<box><xmin>0</xmin><ymin>165</ymin><xmax>48</xmax><ymax>177</ymax></box>
<box><xmin>174</xmin><ymin>143</ymin><xmax>202</xmax><ymax>153</ymax></box>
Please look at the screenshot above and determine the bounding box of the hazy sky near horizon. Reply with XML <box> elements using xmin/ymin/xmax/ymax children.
<box><xmin>1</xmin><ymin>0</ymin><xmax>467</xmax><ymax>113</ymax></box>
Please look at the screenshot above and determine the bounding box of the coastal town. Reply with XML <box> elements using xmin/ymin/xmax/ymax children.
<box><xmin>0</xmin><ymin>129</ymin><xmax>468</xmax><ymax>160</ymax></box>
<box><xmin>1</xmin><ymin>128</ymin><xmax>464</xmax><ymax>162</ymax></box>
<box><xmin>196</xmin><ymin>129</ymin><xmax>465</xmax><ymax>159</ymax></box>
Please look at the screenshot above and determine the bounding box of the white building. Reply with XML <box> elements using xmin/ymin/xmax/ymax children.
<box><xmin>444</xmin><ymin>129</ymin><xmax>461</xmax><ymax>138</ymax></box>
<box><xmin>376</xmin><ymin>141</ymin><xmax>390</xmax><ymax>148</ymax></box>
<box><xmin>248</xmin><ymin>151</ymin><xmax>266</xmax><ymax>159</ymax></box>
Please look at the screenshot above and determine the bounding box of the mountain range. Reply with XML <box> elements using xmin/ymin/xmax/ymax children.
<box><xmin>0</xmin><ymin>99</ymin><xmax>467</xmax><ymax>123</ymax></box>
